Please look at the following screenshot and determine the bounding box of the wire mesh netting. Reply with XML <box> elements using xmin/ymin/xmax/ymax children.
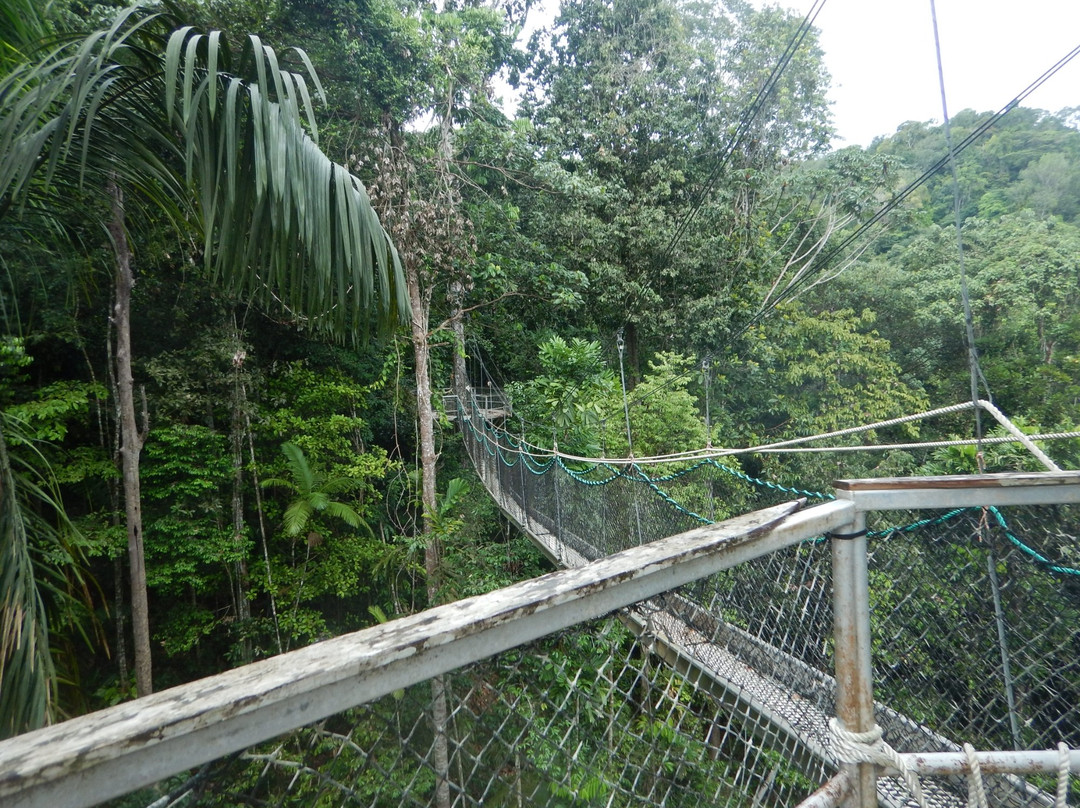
<box><xmin>102</xmin><ymin>611</ymin><xmax>831</xmax><ymax>808</ymax></box>
<box><xmin>453</xmin><ymin>388</ymin><xmax>1080</xmax><ymax>807</ymax></box>
<box><xmin>864</xmin><ymin>505</ymin><xmax>1080</xmax><ymax>806</ymax></box>
<box><xmin>70</xmin><ymin>391</ymin><xmax>1080</xmax><ymax>808</ymax></box>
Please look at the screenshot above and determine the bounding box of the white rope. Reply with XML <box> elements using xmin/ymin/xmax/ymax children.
<box><xmin>478</xmin><ymin>424</ymin><xmax>1080</xmax><ymax>467</ymax></box>
<box><xmin>828</xmin><ymin>718</ymin><xmax>926</xmax><ymax>808</ymax></box>
<box><xmin>749</xmin><ymin>431</ymin><xmax>1080</xmax><ymax>455</ymax></box>
<box><xmin>722</xmin><ymin>401</ymin><xmax>977</xmax><ymax>456</ymax></box>
<box><xmin>488</xmin><ymin>399</ymin><xmax>1074</xmax><ymax>468</ymax></box>
<box><xmin>978</xmin><ymin>399</ymin><xmax>1061</xmax><ymax>471</ymax></box>
<box><xmin>490</xmin><ymin>401</ymin><xmax>979</xmax><ymax>464</ymax></box>
<box><xmin>478</xmin><ymin>398</ymin><xmax>1074</xmax><ymax>471</ymax></box>
<box><xmin>964</xmin><ymin>743</ymin><xmax>989</xmax><ymax>808</ymax></box>
<box><xmin>1058</xmin><ymin>742</ymin><xmax>1072</xmax><ymax>808</ymax></box>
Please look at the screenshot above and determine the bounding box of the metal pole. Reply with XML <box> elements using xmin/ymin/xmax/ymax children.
<box><xmin>616</xmin><ymin>329</ymin><xmax>645</xmax><ymax>545</ymax></box>
<box><xmin>519</xmin><ymin>416</ymin><xmax>529</xmax><ymax>528</ymax></box>
<box><xmin>553</xmin><ymin>426</ymin><xmax>565</xmax><ymax>564</ymax></box>
<box><xmin>616</xmin><ymin>329</ymin><xmax>634</xmax><ymax>457</ymax></box>
<box><xmin>831</xmin><ymin>507</ymin><xmax>877</xmax><ymax>808</ymax></box>
<box><xmin>703</xmin><ymin>356</ymin><xmax>712</xmax><ymax>449</ymax></box>
<box><xmin>795</xmin><ymin>772</ymin><xmax>852</xmax><ymax>808</ymax></box>
<box><xmin>896</xmin><ymin>748</ymin><xmax>1080</xmax><ymax>777</ymax></box>
<box><xmin>986</xmin><ymin>543</ymin><xmax>1023</xmax><ymax>750</ymax></box>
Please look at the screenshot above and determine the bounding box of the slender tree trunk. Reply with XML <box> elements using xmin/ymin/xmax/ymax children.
<box><xmin>102</xmin><ymin>332</ymin><xmax>130</xmax><ymax>690</ymax></box>
<box><xmin>106</xmin><ymin>180</ymin><xmax>152</xmax><ymax>697</ymax></box>
<box><xmin>409</xmin><ymin>269</ymin><xmax>438</xmax><ymax>590</ymax></box>
<box><xmin>450</xmin><ymin>281</ymin><xmax>468</xmax><ymax>401</ymax></box>
<box><xmin>113</xmin><ymin>556</ymin><xmax>128</xmax><ymax>690</ymax></box>
<box><xmin>230</xmin><ymin>334</ymin><xmax>252</xmax><ymax>664</ymax></box>
<box><xmin>245</xmin><ymin>409</ymin><xmax>282</xmax><ymax>654</ymax></box>
<box><xmin>408</xmin><ymin>260</ymin><xmax>451</xmax><ymax>808</ymax></box>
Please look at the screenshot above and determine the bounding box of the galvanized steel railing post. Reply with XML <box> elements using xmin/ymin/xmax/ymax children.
<box><xmin>830</xmin><ymin>506</ymin><xmax>877</xmax><ymax>808</ymax></box>
<box><xmin>518</xmin><ymin>416</ymin><xmax>529</xmax><ymax>529</ymax></box>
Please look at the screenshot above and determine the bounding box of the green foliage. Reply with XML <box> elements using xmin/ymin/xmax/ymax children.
<box><xmin>506</xmin><ymin>335</ymin><xmax>616</xmax><ymax>455</ymax></box>
<box><xmin>143</xmin><ymin>425</ymin><xmax>238</xmax><ymax>588</ymax></box>
<box><xmin>262</xmin><ymin>360</ymin><xmax>389</xmax><ymax>461</ymax></box>
<box><xmin>833</xmin><ymin>207</ymin><xmax>1080</xmax><ymax>426</ymax></box>
<box><xmin>724</xmin><ymin>305</ymin><xmax>928</xmax><ymax>436</ymax></box>
<box><xmin>0</xmin><ymin>2</ymin><xmax>407</xmax><ymax>340</ymax></box>
<box><xmin>436</xmin><ymin>474</ymin><xmax>549</xmax><ymax>601</ymax></box>
<box><xmin>6</xmin><ymin>2</ymin><xmax>1080</xmax><ymax>798</ymax></box>
<box><xmin>141</xmin><ymin>424</ymin><xmax>245</xmax><ymax>659</ymax></box>
<box><xmin>511</xmin><ymin>0</ymin><xmax>838</xmax><ymax>364</ymax></box>
<box><xmin>922</xmin><ymin>420</ymin><xmax>1075</xmax><ymax>475</ymax></box>
<box><xmin>717</xmin><ymin>304</ymin><xmax>930</xmax><ymax>487</ymax></box>
<box><xmin>0</xmin><ymin>416</ymin><xmax>95</xmax><ymax>738</ymax></box>
<box><xmin>600</xmin><ymin>352</ymin><xmax>706</xmax><ymax>458</ymax></box>
<box><xmin>5</xmin><ymin>381</ymin><xmax>106</xmax><ymax>443</ymax></box>
<box><xmin>874</xmin><ymin>108</ymin><xmax>1080</xmax><ymax>228</ymax></box>
<box><xmin>258</xmin><ymin>437</ymin><xmax>386</xmax><ymax>646</ymax></box>
<box><xmin>261</xmin><ymin>442</ymin><xmax>367</xmax><ymax>538</ymax></box>
<box><xmin>0</xmin><ymin>419</ymin><xmax>56</xmax><ymax>738</ymax></box>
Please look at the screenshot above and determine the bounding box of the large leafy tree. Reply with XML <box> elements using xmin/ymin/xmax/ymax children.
<box><xmin>517</xmin><ymin>0</ymin><xmax>837</xmax><ymax>368</ymax></box>
<box><xmin>0</xmin><ymin>0</ymin><xmax>406</xmax><ymax>707</ymax></box>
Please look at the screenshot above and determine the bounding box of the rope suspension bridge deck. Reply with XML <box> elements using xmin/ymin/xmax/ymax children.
<box><xmin>458</xmin><ymin>397</ymin><xmax>947</xmax><ymax>806</ymax></box>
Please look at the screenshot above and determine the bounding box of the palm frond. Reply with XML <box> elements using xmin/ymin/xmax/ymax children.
<box><xmin>165</xmin><ymin>24</ymin><xmax>408</xmax><ymax>338</ymax></box>
<box><xmin>282</xmin><ymin>499</ymin><xmax>314</xmax><ymax>537</ymax></box>
<box><xmin>258</xmin><ymin>476</ymin><xmax>297</xmax><ymax>493</ymax></box>
<box><xmin>0</xmin><ymin>417</ymin><xmax>56</xmax><ymax>738</ymax></box>
<box><xmin>278</xmin><ymin>442</ymin><xmax>315</xmax><ymax>496</ymax></box>
<box><xmin>323</xmin><ymin>501</ymin><xmax>368</xmax><ymax>535</ymax></box>
<box><xmin>0</xmin><ymin>0</ymin><xmax>47</xmax><ymax>68</ymax></box>
<box><xmin>0</xmin><ymin>6</ymin><xmax>408</xmax><ymax>337</ymax></box>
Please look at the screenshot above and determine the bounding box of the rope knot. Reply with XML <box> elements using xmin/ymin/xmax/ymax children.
<box><xmin>828</xmin><ymin>718</ymin><xmax>926</xmax><ymax>808</ymax></box>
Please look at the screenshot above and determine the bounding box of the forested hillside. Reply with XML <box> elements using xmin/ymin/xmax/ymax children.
<box><xmin>2</xmin><ymin>0</ymin><xmax>1078</xmax><ymax>747</ymax></box>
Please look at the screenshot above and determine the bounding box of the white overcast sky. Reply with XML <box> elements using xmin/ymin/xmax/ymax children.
<box><xmin>808</xmin><ymin>0</ymin><xmax>1080</xmax><ymax>146</ymax></box>
<box><xmin>504</xmin><ymin>0</ymin><xmax>1080</xmax><ymax>148</ymax></box>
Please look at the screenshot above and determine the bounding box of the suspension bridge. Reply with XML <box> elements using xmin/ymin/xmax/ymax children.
<box><xmin>0</xmin><ymin>379</ymin><xmax>1078</xmax><ymax>808</ymax></box>
<box><xmin>452</xmin><ymin>374</ymin><xmax>1080</xmax><ymax>808</ymax></box>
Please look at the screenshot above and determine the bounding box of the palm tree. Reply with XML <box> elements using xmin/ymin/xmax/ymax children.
<box><xmin>0</xmin><ymin>416</ymin><xmax>70</xmax><ymax>738</ymax></box>
<box><xmin>260</xmin><ymin>442</ymin><xmax>367</xmax><ymax>540</ymax></box>
<box><xmin>260</xmin><ymin>442</ymin><xmax>369</xmax><ymax>646</ymax></box>
<box><xmin>0</xmin><ymin>0</ymin><xmax>407</xmax><ymax>702</ymax></box>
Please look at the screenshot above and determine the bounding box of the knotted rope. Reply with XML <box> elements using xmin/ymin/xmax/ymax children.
<box><xmin>1057</xmin><ymin>742</ymin><xmax>1072</xmax><ymax>808</ymax></box>
<box><xmin>964</xmin><ymin>742</ymin><xmax>1073</xmax><ymax>808</ymax></box>
<box><xmin>828</xmin><ymin>718</ymin><xmax>926</xmax><ymax>808</ymax></box>
<box><xmin>963</xmin><ymin>743</ymin><xmax>988</xmax><ymax>808</ymax></box>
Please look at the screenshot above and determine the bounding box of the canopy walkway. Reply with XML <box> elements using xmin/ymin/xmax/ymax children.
<box><xmin>1</xmin><ymin>383</ymin><xmax>1078</xmax><ymax>808</ymax></box>
<box><xmin>452</xmin><ymin>381</ymin><xmax>1080</xmax><ymax>808</ymax></box>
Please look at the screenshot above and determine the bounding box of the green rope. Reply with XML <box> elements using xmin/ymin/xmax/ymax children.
<box><xmin>988</xmin><ymin>506</ymin><xmax>1080</xmax><ymax>577</ymax></box>
<box><xmin>459</xmin><ymin>397</ymin><xmax>1080</xmax><ymax>577</ymax></box>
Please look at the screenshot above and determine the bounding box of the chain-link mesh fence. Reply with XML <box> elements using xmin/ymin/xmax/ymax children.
<box><xmin>864</xmin><ymin>505</ymin><xmax>1080</xmax><ymax>806</ymax></box>
<box><xmin>454</xmin><ymin>388</ymin><xmax>1080</xmax><ymax>807</ymax></box>
<box><xmin>104</xmin><ymin>613</ymin><xmax>835</xmax><ymax>808</ymax></box>
<box><xmin>98</xmin><ymin>494</ymin><xmax>1077</xmax><ymax>808</ymax></box>
<box><xmin>13</xmin><ymin>391</ymin><xmax>1077</xmax><ymax>808</ymax></box>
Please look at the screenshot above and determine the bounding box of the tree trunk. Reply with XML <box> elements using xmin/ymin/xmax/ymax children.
<box><xmin>102</xmin><ymin>332</ymin><xmax>129</xmax><ymax>691</ymax></box>
<box><xmin>230</xmin><ymin>331</ymin><xmax>252</xmax><ymax>664</ymax></box>
<box><xmin>450</xmin><ymin>281</ymin><xmax>468</xmax><ymax>401</ymax></box>
<box><xmin>407</xmin><ymin>259</ymin><xmax>452</xmax><ymax>808</ymax></box>
<box><xmin>245</xmin><ymin>409</ymin><xmax>282</xmax><ymax>655</ymax></box>
<box><xmin>106</xmin><ymin>180</ymin><xmax>152</xmax><ymax>697</ymax></box>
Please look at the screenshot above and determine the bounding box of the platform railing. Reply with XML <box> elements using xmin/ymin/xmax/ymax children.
<box><xmin>816</xmin><ymin>473</ymin><xmax>1080</xmax><ymax>808</ymax></box>
<box><xmin>0</xmin><ymin>474</ymin><xmax>1078</xmax><ymax>808</ymax></box>
<box><xmin>0</xmin><ymin>498</ymin><xmax>852</xmax><ymax>808</ymax></box>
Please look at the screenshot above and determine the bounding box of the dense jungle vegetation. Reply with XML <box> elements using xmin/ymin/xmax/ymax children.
<box><xmin>2</xmin><ymin>0</ymin><xmax>1079</xmax><ymax>797</ymax></box>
